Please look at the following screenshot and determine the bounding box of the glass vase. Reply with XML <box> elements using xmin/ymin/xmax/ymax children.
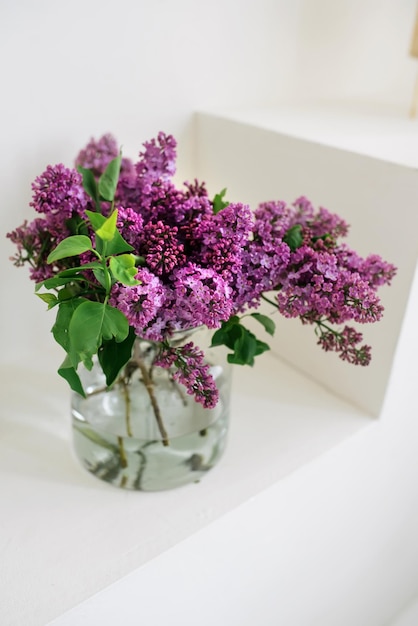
<box><xmin>71</xmin><ymin>327</ymin><xmax>231</xmax><ymax>491</ymax></box>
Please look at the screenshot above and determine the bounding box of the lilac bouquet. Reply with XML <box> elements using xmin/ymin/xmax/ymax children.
<box><xmin>8</xmin><ymin>132</ymin><xmax>396</xmax><ymax>411</ymax></box>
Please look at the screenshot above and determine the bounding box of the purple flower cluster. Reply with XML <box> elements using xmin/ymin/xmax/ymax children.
<box><xmin>275</xmin><ymin>245</ymin><xmax>385</xmax><ymax>324</ymax></box>
<box><xmin>141</xmin><ymin>220</ymin><xmax>185</xmax><ymax>275</ymax></box>
<box><xmin>75</xmin><ymin>133</ymin><xmax>119</xmax><ymax>177</ymax></box>
<box><xmin>7</xmin><ymin>131</ymin><xmax>397</xmax><ymax>403</ymax></box>
<box><xmin>30</xmin><ymin>163</ymin><xmax>87</xmax><ymax>221</ymax></box>
<box><xmin>155</xmin><ymin>341</ymin><xmax>219</xmax><ymax>409</ymax></box>
<box><xmin>8</xmin><ymin>164</ymin><xmax>88</xmax><ymax>280</ymax></box>
<box><xmin>110</xmin><ymin>267</ymin><xmax>168</xmax><ymax>340</ymax></box>
<box><xmin>75</xmin><ymin>133</ymin><xmax>134</xmax><ymax>178</ymax></box>
<box><xmin>249</xmin><ymin>196</ymin><xmax>396</xmax><ymax>364</ymax></box>
<box><xmin>135</xmin><ymin>132</ymin><xmax>177</xmax><ymax>185</ymax></box>
<box><xmin>317</xmin><ymin>325</ymin><xmax>372</xmax><ymax>366</ymax></box>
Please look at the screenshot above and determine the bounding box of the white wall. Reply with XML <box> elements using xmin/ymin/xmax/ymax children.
<box><xmin>290</xmin><ymin>0</ymin><xmax>417</xmax><ymax>105</ymax></box>
<box><xmin>1</xmin><ymin>0</ymin><xmax>417</xmax><ymax>367</ymax></box>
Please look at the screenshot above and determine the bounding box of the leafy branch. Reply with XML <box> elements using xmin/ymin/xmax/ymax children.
<box><xmin>211</xmin><ymin>313</ymin><xmax>275</xmax><ymax>366</ymax></box>
<box><xmin>35</xmin><ymin>155</ymin><xmax>143</xmax><ymax>396</ymax></box>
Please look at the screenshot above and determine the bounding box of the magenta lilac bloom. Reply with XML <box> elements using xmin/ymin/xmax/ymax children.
<box><xmin>109</xmin><ymin>268</ymin><xmax>167</xmax><ymax>340</ymax></box>
<box><xmin>30</xmin><ymin>164</ymin><xmax>87</xmax><ymax>222</ymax></box>
<box><xmin>7</xmin><ymin>131</ymin><xmax>398</xmax><ymax>406</ymax></box>
<box><xmin>155</xmin><ymin>342</ymin><xmax>219</xmax><ymax>408</ymax></box>
<box><xmin>136</xmin><ymin>132</ymin><xmax>177</xmax><ymax>185</ymax></box>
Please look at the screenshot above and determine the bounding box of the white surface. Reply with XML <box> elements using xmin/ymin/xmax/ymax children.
<box><xmin>0</xmin><ymin>349</ymin><xmax>371</xmax><ymax>626</ymax></box>
<box><xmin>47</xmin><ymin>263</ymin><xmax>418</xmax><ymax>626</ymax></box>
<box><xmin>392</xmin><ymin>597</ymin><xmax>418</xmax><ymax>626</ymax></box>
<box><xmin>204</xmin><ymin>101</ymin><xmax>418</xmax><ymax>168</ymax></box>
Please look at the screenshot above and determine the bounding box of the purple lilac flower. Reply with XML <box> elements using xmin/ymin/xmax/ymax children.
<box><xmin>7</xmin><ymin>218</ymin><xmax>57</xmax><ymax>281</ymax></box>
<box><xmin>183</xmin><ymin>179</ymin><xmax>209</xmax><ymax>199</ymax></box>
<box><xmin>116</xmin><ymin>207</ymin><xmax>144</xmax><ymax>247</ymax></box>
<box><xmin>117</xmin><ymin>133</ymin><xmax>179</xmax><ymax>219</ymax></box>
<box><xmin>115</xmin><ymin>167</ymin><xmax>140</xmax><ymax>210</ymax></box>
<box><xmin>359</xmin><ymin>254</ymin><xmax>397</xmax><ymax>287</ymax></box>
<box><xmin>230</xmin><ymin>202</ymin><xmax>291</xmax><ymax>311</ymax></box>
<box><xmin>169</xmin><ymin>264</ymin><xmax>233</xmax><ymax>329</ymax></box>
<box><xmin>30</xmin><ymin>164</ymin><xmax>87</xmax><ymax>224</ymax></box>
<box><xmin>175</xmin><ymin>195</ymin><xmax>214</xmax><ymax>243</ymax></box>
<box><xmin>317</xmin><ymin>325</ymin><xmax>372</xmax><ymax>366</ymax></box>
<box><xmin>253</xmin><ymin>201</ymin><xmax>291</xmax><ymax>242</ymax></box>
<box><xmin>275</xmin><ymin>244</ymin><xmax>385</xmax><ymax>325</ymax></box>
<box><xmin>109</xmin><ymin>268</ymin><xmax>168</xmax><ymax>340</ymax></box>
<box><xmin>136</xmin><ymin>132</ymin><xmax>177</xmax><ymax>186</ymax></box>
<box><xmin>289</xmin><ymin>197</ymin><xmax>349</xmax><ymax>249</ymax></box>
<box><xmin>75</xmin><ymin>133</ymin><xmax>134</xmax><ymax>178</ymax></box>
<box><xmin>141</xmin><ymin>220</ymin><xmax>185</xmax><ymax>275</ymax></box>
<box><xmin>124</xmin><ymin>178</ymin><xmax>187</xmax><ymax>225</ymax></box>
<box><xmin>7</xmin><ymin>212</ymin><xmax>83</xmax><ymax>282</ymax></box>
<box><xmin>291</xmin><ymin>196</ymin><xmax>315</xmax><ymax>224</ymax></box>
<box><xmin>8</xmin><ymin>128</ymin><xmax>398</xmax><ymax>383</ymax></box>
<box><xmin>194</xmin><ymin>202</ymin><xmax>253</xmax><ymax>277</ymax></box>
<box><xmin>232</xmin><ymin>241</ymin><xmax>290</xmax><ymax>312</ymax></box>
<box><xmin>75</xmin><ymin>134</ymin><xmax>119</xmax><ymax>176</ymax></box>
<box><xmin>308</xmin><ymin>206</ymin><xmax>349</xmax><ymax>240</ymax></box>
<box><xmin>155</xmin><ymin>341</ymin><xmax>219</xmax><ymax>408</ymax></box>
<box><xmin>336</xmin><ymin>246</ymin><xmax>396</xmax><ymax>288</ymax></box>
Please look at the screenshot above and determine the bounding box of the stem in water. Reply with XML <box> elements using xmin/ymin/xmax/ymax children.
<box><xmin>129</xmin><ymin>341</ymin><xmax>170</xmax><ymax>446</ymax></box>
<box><xmin>135</xmin><ymin>357</ymin><xmax>170</xmax><ymax>446</ymax></box>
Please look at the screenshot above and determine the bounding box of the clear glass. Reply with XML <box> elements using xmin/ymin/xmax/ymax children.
<box><xmin>71</xmin><ymin>328</ymin><xmax>231</xmax><ymax>491</ymax></box>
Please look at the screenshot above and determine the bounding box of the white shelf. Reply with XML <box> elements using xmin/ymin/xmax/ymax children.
<box><xmin>199</xmin><ymin>100</ymin><xmax>418</xmax><ymax>168</ymax></box>
<box><xmin>1</xmin><ymin>348</ymin><xmax>371</xmax><ymax>626</ymax></box>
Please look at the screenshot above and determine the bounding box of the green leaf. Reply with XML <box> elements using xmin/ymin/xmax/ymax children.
<box><xmin>36</xmin><ymin>292</ymin><xmax>58</xmax><ymax>309</ymax></box>
<box><xmin>211</xmin><ymin>316</ymin><xmax>270</xmax><ymax>366</ymax></box>
<box><xmin>283</xmin><ymin>224</ymin><xmax>303</xmax><ymax>252</ymax></box>
<box><xmin>38</xmin><ymin>264</ymin><xmax>104</xmax><ymax>295</ymax></box>
<box><xmin>47</xmin><ymin>235</ymin><xmax>93</xmax><ymax>264</ymax></box>
<box><xmin>229</xmin><ymin>329</ymin><xmax>258</xmax><ymax>366</ymax></box>
<box><xmin>66</xmin><ymin>214</ymin><xmax>89</xmax><ymax>236</ymax></box>
<box><xmin>109</xmin><ymin>254</ymin><xmax>141</xmax><ymax>286</ymax></box>
<box><xmin>85</xmin><ymin>210</ymin><xmax>133</xmax><ymax>256</ymax></box>
<box><xmin>58</xmin><ymin>285</ymin><xmax>82</xmax><ymax>301</ymax></box>
<box><xmin>107</xmin><ymin>231</ymin><xmax>133</xmax><ymax>256</ymax></box>
<box><xmin>250</xmin><ymin>312</ymin><xmax>276</xmax><ymax>336</ymax></box>
<box><xmin>52</xmin><ymin>300</ymin><xmax>83</xmax><ymax>352</ymax></box>
<box><xmin>58</xmin><ymin>355</ymin><xmax>86</xmax><ymax>397</ymax></box>
<box><xmin>96</xmin><ymin>209</ymin><xmax>118</xmax><ymax>242</ymax></box>
<box><xmin>98</xmin><ymin>154</ymin><xmax>121</xmax><ymax>202</ymax></box>
<box><xmin>68</xmin><ymin>301</ymin><xmax>129</xmax><ymax>369</ymax></box>
<box><xmin>210</xmin><ymin>327</ymin><xmax>230</xmax><ymax>348</ymax></box>
<box><xmin>77</xmin><ymin>166</ymin><xmax>100</xmax><ymax>210</ymax></box>
<box><xmin>57</xmin><ymin>262</ymin><xmax>103</xmax><ymax>277</ymax></box>
<box><xmin>254</xmin><ymin>339</ymin><xmax>270</xmax><ymax>356</ymax></box>
<box><xmin>85</xmin><ymin>210</ymin><xmax>106</xmax><ymax>231</ymax></box>
<box><xmin>92</xmin><ymin>267</ymin><xmax>107</xmax><ymax>289</ymax></box>
<box><xmin>213</xmin><ymin>188</ymin><xmax>229</xmax><ymax>214</ymax></box>
<box><xmin>98</xmin><ymin>327</ymin><xmax>136</xmax><ymax>387</ymax></box>
<box><xmin>38</xmin><ymin>275</ymin><xmax>87</xmax><ymax>291</ymax></box>
<box><xmin>134</xmin><ymin>255</ymin><xmax>146</xmax><ymax>266</ymax></box>
<box><xmin>210</xmin><ymin>316</ymin><xmax>240</xmax><ymax>349</ymax></box>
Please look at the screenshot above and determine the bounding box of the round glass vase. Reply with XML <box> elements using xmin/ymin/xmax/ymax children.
<box><xmin>71</xmin><ymin>327</ymin><xmax>231</xmax><ymax>491</ymax></box>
